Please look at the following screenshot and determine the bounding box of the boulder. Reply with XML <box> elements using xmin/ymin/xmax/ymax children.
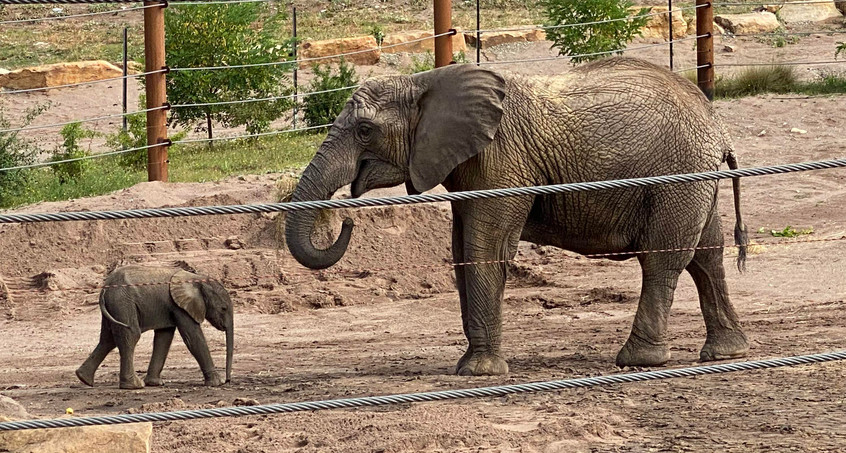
<box><xmin>0</xmin><ymin>395</ymin><xmax>29</xmax><ymax>420</ymax></box>
<box><xmin>714</xmin><ymin>11</ymin><xmax>780</xmax><ymax>34</ymax></box>
<box><xmin>464</xmin><ymin>28</ymin><xmax>546</xmax><ymax>49</ymax></box>
<box><xmin>0</xmin><ymin>61</ymin><xmax>123</xmax><ymax>90</ymax></box>
<box><xmin>686</xmin><ymin>18</ymin><xmax>725</xmax><ymax>36</ymax></box>
<box><xmin>0</xmin><ymin>422</ymin><xmax>152</xmax><ymax>453</ymax></box>
<box><xmin>381</xmin><ymin>29</ymin><xmax>467</xmax><ymax>54</ymax></box>
<box><xmin>634</xmin><ymin>6</ymin><xmax>688</xmax><ymax>40</ymax></box>
<box><xmin>299</xmin><ymin>35</ymin><xmax>380</xmax><ymax>68</ymax></box>
<box><xmin>778</xmin><ymin>1</ymin><xmax>843</xmax><ymax>23</ymax></box>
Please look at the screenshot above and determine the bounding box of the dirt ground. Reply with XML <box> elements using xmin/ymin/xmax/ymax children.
<box><xmin>3</xmin><ymin>26</ymin><xmax>846</xmax><ymax>453</ymax></box>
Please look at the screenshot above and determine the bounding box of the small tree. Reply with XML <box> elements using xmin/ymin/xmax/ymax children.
<box><xmin>302</xmin><ymin>59</ymin><xmax>359</xmax><ymax>131</ymax></box>
<box><xmin>0</xmin><ymin>104</ymin><xmax>45</xmax><ymax>207</ymax></box>
<box><xmin>51</xmin><ymin>122</ymin><xmax>97</xmax><ymax>184</ymax></box>
<box><xmin>542</xmin><ymin>0</ymin><xmax>650</xmax><ymax>64</ymax></box>
<box><xmin>165</xmin><ymin>2</ymin><xmax>295</xmax><ymax>141</ymax></box>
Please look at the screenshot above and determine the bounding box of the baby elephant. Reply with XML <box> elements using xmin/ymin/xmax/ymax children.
<box><xmin>76</xmin><ymin>265</ymin><xmax>233</xmax><ymax>389</ymax></box>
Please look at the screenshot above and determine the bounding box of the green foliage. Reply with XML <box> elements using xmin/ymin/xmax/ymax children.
<box><xmin>542</xmin><ymin>0</ymin><xmax>650</xmax><ymax>64</ymax></box>
<box><xmin>715</xmin><ymin>65</ymin><xmax>798</xmax><ymax>98</ymax></box>
<box><xmin>105</xmin><ymin>97</ymin><xmax>187</xmax><ymax>171</ymax></box>
<box><xmin>837</xmin><ymin>42</ymin><xmax>846</xmax><ymax>60</ymax></box>
<box><xmin>369</xmin><ymin>24</ymin><xmax>386</xmax><ymax>45</ymax></box>
<box><xmin>764</xmin><ymin>226</ymin><xmax>814</xmax><ymax>238</ymax></box>
<box><xmin>165</xmin><ymin>2</ymin><xmax>295</xmax><ymax>137</ymax></box>
<box><xmin>302</xmin><ymin>59</ymin><xmax>359</xmax><ymax>131</ymax></box>
<box><xmin>403</xmin><ymin>51</ymin><xmax>470</xmax><ymax>74</ymax></box>
<box><xmin>0</xmin><ymin>104</ymin><xmax>47</xmax><ymax>207</ymax></box>
<box><xmin>51</xmin><ymin>122</ymin><xmax>97</xmax><ymax>184</ymax></box>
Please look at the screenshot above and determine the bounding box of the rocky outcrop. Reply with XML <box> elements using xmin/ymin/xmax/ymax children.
<box><xmin>636</xmin><ymin>6</ymin><xmax>688</xmax><ymax>40</ymax></box>
<box><xmin>0</xmin><ymin>61</ymin><xmax>123</xmax><ymax>90</ymax></box>
<box><xmin>464</xmin><ymin>28</ymin><xmax>546</xmax><ymax>49</ymax></box>
<box><xmin>381</xmin><ymin>29</ymin><xmax>467</xmax><ymax>54</ymax></box>
<box><xmin>778</xmin><ymin>1</ymin><xmax>843</xmax><ymax>23</ymax></box>
<box><xmin>299</xmin><ymin>36</ymin><xmax>380</xmax><ymax>68</ymax></box>
<box><xmin>0</xmin><ymin>395</ymin><xmax>152</xmax><ymax>453</ymax></box>
<box><xmin>714</xmin><ymin>11</ymin><xmax>781</xmax><ymax>34</ymax></box>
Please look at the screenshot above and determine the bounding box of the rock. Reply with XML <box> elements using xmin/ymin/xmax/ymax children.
<box><xmin>790</xmin><ymin>128</ymin><xmax>808</xmax><ymax>134</ymax></box>
<box><xmin>381</xmin><ymin>29</ymin><xmax>467</xmax><ymax>54</ymax></box>
<box><xmin>0</xmin><ymin>61</ymin><xmax>123</xmax><ymax>90</ymax></box>
<box><xmin>634</xmin><ymin>6</ymin><xmax>688</xmax><ymax>40</ymax></box>
<box><xmin>0</xmin><ymin>422</ymin><xmax>152</xmax><ymax>453</ymax></box>
<box><xmin>0</xmin><ymin>395</ymin><xmax>29</xmax><ymax>419</ymax></box>
<box><xmin>778</xmin><ymin>1</ymin><xmax>843</xmax><ymax>23</ymax></box>
<box><xmin>714</xmin><ymin>12</ymin><xmax>780</xmax><ymax>34</ymax></box>
<box><xmin>233</xmin><ymin>397</ymin><xmax>260</xmax><ymax>406</ymax></box>
<box><xmin>299</xmin><ymin>36</ymin><xmax>380</xmax><ymax>68</ymax></box>
<box><xmin>464</xmin><ymin>28</ymin><xmax>546</xmax><ymax>49</ymax></box>
<box><xmin>224</xmin><ymin>236</ymin><xmax>244</xmax><ymax>250</ymax></box>
<box><xmin>685</xmin><ymin>18</ymin><xmax>725</xmax><ymax>36</ymax></box>
<box><xmin>760</xmin><ymin>4</ymin><xmax>782</xmax><ymax>14</ymax></box>
<box><xmin>723</xmin><ymin>44</ymin><xmax>737</xmax><ymax>52</ymax></box>
<box><xmin>116</xmin><ymin>61</ymin><xmax>144</xmax><ymax>75</ymax></box>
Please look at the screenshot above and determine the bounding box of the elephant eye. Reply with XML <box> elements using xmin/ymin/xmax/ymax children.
<box><xmin>356</xmin><ymin>122</ymin><xmax>374</xmax><ymax>141</ymax></box>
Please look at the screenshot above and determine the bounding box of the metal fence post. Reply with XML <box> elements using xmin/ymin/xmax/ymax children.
<box><xmin>122</xmin><ymin>26</ymin><xmax>128</xmax><ymax>133</ymax></box>
<box><xmin>292</xmin><ymin>6</ymin><xmax>298</xmax><ymax>129</ymax></box>
<box><xmin>668</xmin><ymin>0</ymin><xmax>674</xmax><ymax>71</ymax></box>
<box><xmin>695</xmin><ymin>0</ymin><xmax>715</xmax><ymax>100</ymax></box>
<box><xmin>434</xmin><ymin>0</ymin><xmax>453</xmax><ymax>68</ymax></box>
<box><xmin>144</xmin><ymin>0</ymin><xmax>168</xmax><ymax>182</ymax></box>
<box><xmin>476</xmin><ymin>0</ymin><xmax>481</xmax><ymax>66</ymax></box>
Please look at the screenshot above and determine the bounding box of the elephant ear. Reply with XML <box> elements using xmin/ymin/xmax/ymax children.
<box><xmin>409</xmin><ymin>64</ymin><xmax>506</xmax><ymax>193</ymax></box>
<box><xmin>170</xmin><ymin>270</ymin><xmax>206</xmax><ymax>324</ymax></box>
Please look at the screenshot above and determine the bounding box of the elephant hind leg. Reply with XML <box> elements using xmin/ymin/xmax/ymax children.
<box><xmin>687</xmin><ymin>211</ymin><xmax>749</xmax><ymax>362</ymax></box>
<box><xmin>76</xmin><ymin>317</ymin><xmax>117</xmax><ymax>386</ymax></box>
<box><xmin>112</xmin><ymin>323</ymin><xmax>144</xmax><ymax>390</ymax></box>
<box><xmin>616</xmin><ymin>251</ymin><xmax>694</xmax><ymax>368</ymax></box>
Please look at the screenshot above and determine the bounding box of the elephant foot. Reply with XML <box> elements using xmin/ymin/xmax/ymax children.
<box><xmin>700</xmin><ymin>330</ymin><xmax>749</xmax><ymax>362</ymax></box>
<box><xmin>204</xmin><ymin>373</ymin><xmax>225</xmax><ymax>387</ymax></box>
<box><xmin>616</xmin><ymin>335</ymin><xmax>670</xmax><ymax>368</ymax></box>
<box><xmin>75</xmin><ymin>368</ymin><xmax>94</xmax><ymax>387</ymax></box>
<box><xmin>120</xmin><ymin>375</ymin><xmax>145</xmax><ymax>390</ymax></box>
<box><xmin>144</xmin><ymin>375</ymin><xmax>164</xmax><ymax>387</ymax></box>
<box><xmin>455</xmin><ymin>352</ymin><xmax>509</xmax><ymax>376</ymax></box>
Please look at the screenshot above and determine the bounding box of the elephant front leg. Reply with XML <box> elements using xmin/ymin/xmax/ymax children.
<box><xmin>452</xmin><ymin>216</ymin><xmax>474</xmax><ymax>372</ymax></box>
<box><xmin>453</xmin><ymin>202</ymin><xmax>527</xmax><ymax>376</ymax></box>
<box><xmin>174</xmin><ymin>311</ymin><xmax>224</xmax><ymax>386</ymax></box>
<box><xmin>144</xmin><ymin>327</ymin><xmax>175</xmax><ymax>387</ymax></box>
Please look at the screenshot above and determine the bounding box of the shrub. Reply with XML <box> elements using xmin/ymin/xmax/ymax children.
<box><xmin>541</xmin><ymin>0</ymin><xmax>650</xmax><ymax>64</ymax></box>
<box><xmin>0</xmin><ymin>104</ymin><xmax>46</xmax><ymax>207</ymax></box>
<box><xmin>51</xmin><ymin>122</ymin><xmax>97</xmax><ymax>184</ymax></box>
<box><xmin>302</xmin><ymin>59</ymin><xmax>359</xmax><ymax>131</ymax></box>
<box><xmin>403</xmin><ymin>51</ymin><xmax>470</xmax><ymax>74</ymax></box>
<box><xmin>715</xmin><ymin>65</ymin><xmax>798</xmax><ymax>98</ymax></box>
<box><xmin>106</xmin><ymin>96</ymin><xmax>187</xmax><ymax>171</ymax></box>
<box><xmin>165</xmin><ymin>2</ymin><xmax>295</xmax><ymax>139</ymax></box>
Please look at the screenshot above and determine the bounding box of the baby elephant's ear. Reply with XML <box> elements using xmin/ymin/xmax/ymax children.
<box><xmin>170</xmin><ymin>270</ymin><xmax>206</xmax><ymax>324</ymax></box>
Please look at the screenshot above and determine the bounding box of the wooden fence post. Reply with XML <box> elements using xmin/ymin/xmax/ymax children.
<box><xmin>144</xmin><ymin>0</ymin><xmax>169</xmax><ymax>182</ymax></box>
<box><xmin>434</xmin><ymin>0</ymin><xmax>453</xmax><ymax>68</ymax></box>
<box><xmin>695</xmin><ymin>0</ymin><xmax>715</xmax><ymax>100</ymax></box>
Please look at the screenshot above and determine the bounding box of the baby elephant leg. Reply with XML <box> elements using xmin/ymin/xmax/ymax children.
<box><xmin>113</xmin><ymin>324</ymin><xmax>144</xmax><ymax>390</ymax></box>
<box><xmin>144</xmin><ymin>327</ymin><xmax>176</xmax><ymax>387</ymax></box>
<box><xmin>76</xmin><ymin>318</ymin><xmax>117</xmax><ymax>386</ymax></box>
<box><xmin>174</xmin><ymin>310</ymin><xmax>224</xmax><ymax>386</ymax></box>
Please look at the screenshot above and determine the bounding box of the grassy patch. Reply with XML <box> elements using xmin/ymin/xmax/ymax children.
<box><xmin>1</xmin><ymin>132</ymin><xmax>323</xmax><ymax>209</ymax></box>
<box><xmin>681</xmin><ymin>65</ymin><xmax>846</xmax><ymax>99</ymax></box>
<box><xmin>759</xmin><ymin>226</ymin><xmax>814</xmax><ymax>238</ymax></box>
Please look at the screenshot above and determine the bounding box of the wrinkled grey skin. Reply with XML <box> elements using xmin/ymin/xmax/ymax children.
<box><xmin>285</xmin><ymin>57</ymin><xmax>750</xmax><ymax>376</ymax></box>
<box><xmin>76</xmin><ymin>266</ymin><xmax>234</xmax><ymax>389</ymax></box>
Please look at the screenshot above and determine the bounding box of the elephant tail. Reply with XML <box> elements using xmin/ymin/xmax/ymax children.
<box><xmin>725</xmin><ymin>151</ymin><xmax>748</xmax><ymax>273</ymax></box>
<box><xmin>99</xmin><ymin>289</ymin><xmax>129</xmax><ymax>328</ymax></box>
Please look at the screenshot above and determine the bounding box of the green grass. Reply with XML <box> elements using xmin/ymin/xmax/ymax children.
<box><xmin>1</xmin><ymin>132</ymin><xmax>323</xmax><ymax>209</ymax></box>
<box><xmin>681</xmin><ymin>66</ymin><xmax>846</xmax><ymax>99</ymax></box>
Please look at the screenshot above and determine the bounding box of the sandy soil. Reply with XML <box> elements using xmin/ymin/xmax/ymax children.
<box><xmin>2</xmin><ymin>19</ymin><xmax>846</xmax><ymax>453</ymax></box>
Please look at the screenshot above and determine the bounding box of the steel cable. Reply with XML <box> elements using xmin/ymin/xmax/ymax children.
<box><xmin>1</xmin><ymin>350</ymin><xmax>844</xmax><ymax>431</ymax></box>
<box><xmin>0</xmin><ymin>69</ymin><xmax>166</xmax><ymax>95</ymax></box>
<box><xmin>1</xmin><ymin>157</ymin><xmax>846</xmax><ymax>223</ymax></box>
<box><xmin>0</xmin><ymin>2</ymin><xmax>154</xmax><ymax>24</ymax></box>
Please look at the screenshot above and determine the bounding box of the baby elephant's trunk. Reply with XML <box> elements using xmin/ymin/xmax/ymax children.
<box><xmin>225</xmin><ymin>320</ymin><xmax>233</xmax><ymax>383</ymax></box>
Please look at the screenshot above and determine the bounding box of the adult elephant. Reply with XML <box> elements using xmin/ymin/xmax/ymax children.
<box><xmin>285</xmin><ymin>57</ymin><xmax>750</xmax><ymax>376</ymax></box>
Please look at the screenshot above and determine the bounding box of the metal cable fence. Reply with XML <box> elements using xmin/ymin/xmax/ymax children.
<box><xmin>2</xmin><ymin>350</ymin><xmax>845</xmax><ymax>431</ymax></box>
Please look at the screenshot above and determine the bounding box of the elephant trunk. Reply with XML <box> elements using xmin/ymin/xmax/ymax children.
<box><xmin>285</xmin><ymin>147</ymin><xmax>356</xmax><ymax>270</ymax></box>
<box><xmin>225</xmin><ymin>318</ymin><xmax>233</xmax><ymax>383</ymax></box>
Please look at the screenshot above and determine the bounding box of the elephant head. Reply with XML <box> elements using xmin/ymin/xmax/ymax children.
<box><xmin>170</xmin><ymin>271</ymin><xmax>234</xmax><ymax>383</ymax></box>
<box><xmin>285</xmin><ymin>64</ymin><xmax>507</xmax><ymax>269</ymax></box>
